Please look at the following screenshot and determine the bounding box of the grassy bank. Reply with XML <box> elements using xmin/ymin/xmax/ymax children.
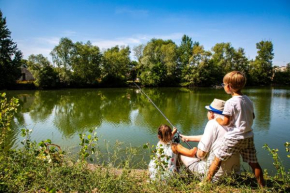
<box><xmin>0</xmin><ymin>130</ymin><xmax>289</xmax><ymax>193</ymax></box>
<box><xmin>0</xmin><ymin>148</ymin><xmax>265</xmax><ymax>193</ymax></box>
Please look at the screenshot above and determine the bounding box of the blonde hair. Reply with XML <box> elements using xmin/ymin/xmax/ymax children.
<box><xmin>223</xmin><ymin>71</ymin><xmax>246</xmax><ymax>92</ymax></box>
<box><xmin>158</xmin><ymin>124</ymin><xmax>172</xmax><ymax>143</ymax></box>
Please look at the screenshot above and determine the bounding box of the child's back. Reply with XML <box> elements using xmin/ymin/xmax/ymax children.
<box><xmin>148</xmin><ymin>124</ymin><xmax>178</xmax><ymax>181</ymax></box>
<box><xmin>223</xmin><ymin>95</ymin><xmax>254</xmax><ymax>139</ymax></box>
<box><xmin>148</xmin><ymin>140</ymin><xmax>178</xmax><ymax>180</ymax></box>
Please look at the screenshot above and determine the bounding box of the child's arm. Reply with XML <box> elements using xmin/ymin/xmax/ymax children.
<box><xmin>171</xmin><ymin>144</ymin><xmax>207</xmax><ymax>159</ymax></box>
<box><xmin>171</xmin><ymin>143</ymin><xmax>196</xmax><ymax>157</ymax></box>
<box><xmin>216</xmin><ymin>115</ymin><xmax>230</xmax><ymax>126</ymax></box>
<box><xmin>172</xmin><ymin>127</ymin><xmax>177</xmax><ymax>135</ymax></box>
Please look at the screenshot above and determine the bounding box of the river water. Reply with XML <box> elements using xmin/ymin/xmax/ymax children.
<box><xmin>4</xmin><ymin>87</ymin><xmax>290</xmax><ymax>174</ymax></box>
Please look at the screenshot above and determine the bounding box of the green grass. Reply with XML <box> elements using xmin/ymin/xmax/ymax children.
<box><xmin>0</xmin><ymin>136</ymin><xmax>289</xmax><ymax>193</ymax></box>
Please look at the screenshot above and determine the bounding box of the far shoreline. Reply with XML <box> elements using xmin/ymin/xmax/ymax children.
<box><xmin>2</xmin><ymin>82</ymin><xmax>290</xmax><ymax>91</ymax></box>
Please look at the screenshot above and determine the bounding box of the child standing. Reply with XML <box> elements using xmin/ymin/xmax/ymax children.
<box><xmin>206</xmin><ymin>71</ymin><xmax>265</xmax><ymax>187</ymax></box>
<box><xmin>149</xmin><ymin>124</ymin><xmax>197</xmax><ymax>181</ymax></box>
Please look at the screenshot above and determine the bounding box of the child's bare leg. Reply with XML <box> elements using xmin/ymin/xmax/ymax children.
<box><xmin>249</xmin><ymin>162</ymin><xmax>265</xmax><ymax>187</ymax></box>
<box><xmin>206</xmin><ymin>156</ymin><xmax>221</xmax><ymax>182</ymax></box>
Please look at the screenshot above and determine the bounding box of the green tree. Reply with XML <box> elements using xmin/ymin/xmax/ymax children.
<box><xmin>177</xmin><ymin>35</ymin><xmax>194</xmax><ymax>80</ymax></box>
<box><xmin>128</xmin><ymin>60</ymin><xmax>138</xmax><ymax>81</ymax></box>
<box><xmin>139</xmin><ymin>39</ymin><xmax>178</xmax><ymax>86</ymax></box>
<box><xmin>180</xmin><ymin>42</ymin><xmax>216</xmax><ymax>86</ymax></box>
<box><xmin>71</xmin><ymin>41</ymin><xmax>102</xmax><ymax>85</ymax></box>
<box><xmin>101</xmin><ymin>46</ymin><xmax>131</xmax><ymax>86</ymax></box>
<box><xmin>232</xmin><ymin>48</ymin><xmax>249</xmax><ymax>73</ymax></box>
<box><xmin>211</xmin><ymin>43</ymin><xmax>235</xmax><ymax>78</ymax></box>
<box><xmin>27</xmin><ymin>54</ymin><xmax>58</xmax><ymax>88</ymax></box>
<box><xmin>190</xmin><ymin>42</ymin><xmax>212</xmax><ymax>67</ymax></box>
<box><xmin>50</xmin><ymin>37</ymin><xmax>75</xmax><ymax>85</ymax></box>
<box><xmin>248</xmin><ymin>41</ymin><xmax>274</xmax><ymax>85</ymax></box>
<box><xmin>272</xmin><ymin>63</ymin><xmax>290</xmax><ymax>85</ymax></box>
<box><xmin>190</xmin><ymin>44</ymin><xmax>214</xmax><ymax>86</ymax></box>
<box><xmin>133</xmin><ymin>44</ymin><xmax>145</xmax><ymax>63</ymax></box>
<box><xmin>0</xmin><ymin>10</ymin><xmax>22</xmax><ymax>89</ymax></box>
<box><xmin>210</xmin><ymin>43</ymin><xmax>249</xmax><ymax>84</ymax></box>
<box><xmin>132</xmin><ymin>44</ymin><xmax>145</xmax><ymax>80</ymax></box>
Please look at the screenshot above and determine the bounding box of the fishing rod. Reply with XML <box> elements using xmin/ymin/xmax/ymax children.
<box><xmin>133</xmin><ymin>82</ymin><xmax>192</xmax><ymax>149</ymax></box>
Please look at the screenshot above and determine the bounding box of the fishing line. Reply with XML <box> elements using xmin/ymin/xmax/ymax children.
<box><xmin>133</xmin><ymin>82</ymin><xmax>192</xmax><ymax>148</ymax></box>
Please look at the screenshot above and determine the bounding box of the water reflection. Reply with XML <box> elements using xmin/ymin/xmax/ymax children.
<box><xmin>246</xmin><ymin>88</ymin><xmax>272</xmax><ymax>131</ymax></box>
<box><xmin>3</xmin><ymin>87</ymin><xmax>290</xmax><ymax>173</ymax></box>
<box><xmin>7</xmin><ymin>88</ymin><xmax>281</xmax><ymax>141</ymax></box>
<box><xmin>53</xmin><ymin>90</ymin><xmax>103</xmax><ymax>136</ymax></box>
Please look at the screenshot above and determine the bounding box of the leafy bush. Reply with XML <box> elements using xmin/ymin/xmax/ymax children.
<box><xmin>0</xmin><ymin>93</ymin><xmax>19</xmax><ymax>148</ymax></box>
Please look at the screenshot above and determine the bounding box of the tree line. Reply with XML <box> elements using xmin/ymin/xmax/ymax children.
<box><xmin>1</xmin><ymin>10</ymin><xmax>290</xmax><ymax>89</ymax></box>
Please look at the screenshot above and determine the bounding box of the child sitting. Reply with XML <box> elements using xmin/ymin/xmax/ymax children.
<box><xmin>149</xmin><ymin>124</ymin><xmax>197</xmax><ymax>181</ymax></box>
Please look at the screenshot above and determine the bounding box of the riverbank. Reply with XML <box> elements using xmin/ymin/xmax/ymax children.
<box><xmin>1</xmin><ymin>150</ymin><xmax>288</xmax><ymax>193</ymax></box>
<box><xmin>86</xmin><ymin>163</ymin><xmax>290</xmax><ymax>193</ymax></box>
<box><xmin>0</xmin><ymin>129</ymin><xmax>289</xmax><ymax>192</ymax></box>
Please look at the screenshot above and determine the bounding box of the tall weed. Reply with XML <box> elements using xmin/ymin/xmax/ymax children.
<box><xmin>263</xmin><ymin>142</ymin><xmax>290</xmax><ymax>191</ymax></box>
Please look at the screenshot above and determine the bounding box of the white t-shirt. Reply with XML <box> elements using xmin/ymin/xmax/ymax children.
<box><xmin>223</xmin><ymin>95</ymin><xmax>254</xmax><ymax>139</ymax></box>
<box><xmin>148</xmin><ymin>141</ymin><xmax>178</xmax><ymax>180</ymax></box>
<box><xmin>193</xmin><ymin>120</ymin><xmax>240</xmax><ymax>181</ymax></box>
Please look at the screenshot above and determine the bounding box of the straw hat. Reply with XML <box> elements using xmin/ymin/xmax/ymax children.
<box><xmin>205</xmin><ymin>99</ymin><xmax>225</xmax><ymax>115</ymax></box>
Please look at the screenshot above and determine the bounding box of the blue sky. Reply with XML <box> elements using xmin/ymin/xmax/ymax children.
<box><xmin>1</xmin><ymin>0</ymin><xmax>290</xmax><ymax>66</ymax></box>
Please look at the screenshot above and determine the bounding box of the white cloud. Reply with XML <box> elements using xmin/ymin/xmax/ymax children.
<box><xmin>91</xmin><ymin>33</ymin><xmax>185</xmax><ymax>61</ymax></box>
<box><xmin>16</xmin><ymin>32</ymin><xmax>76</xmax><ymax>59</ymax></box>
<box><xmin>154</xmin><ymin>33</ymin><xmax>184</xmax><ymax>41</ymax></box>
<box><xmin>20</xmin><ymin>46</ymin><xmax>52</xmax><ymax>59</ymax></box>
<box><xmin>92</xmin><ymin>37</ymin><xmax>141</xmax><ymax>49</ymax></box>
<box><xmin>35</xmin><ymin>37</ymin><xmax>60</xmax><ymax>45</ymax></box>
<box><xmin>16</xmin><ymin>36</ymin><xmax>61</xmax><ymax>60</ymax></box>
<box><xmin>16</xmin><ymin>32</ymin><xmax>186</xmax><ymax>61</ymax></box>
<box><xmin>92</xmin><ymin>33</ymin><xmax>184</xmax><ymax>50</ymax></box>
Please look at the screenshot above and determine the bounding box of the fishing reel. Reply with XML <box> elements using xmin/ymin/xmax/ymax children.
<box><xmin>172</xmin><ymin>134</ymin><xmax>180</xmax><ymax>143</ymax></box>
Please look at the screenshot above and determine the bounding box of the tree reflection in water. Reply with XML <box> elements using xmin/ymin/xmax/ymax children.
<box><xmin>4</xmin><ymin>87</ymin><xmax>290</xmax><ymax>172</ymax></box>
